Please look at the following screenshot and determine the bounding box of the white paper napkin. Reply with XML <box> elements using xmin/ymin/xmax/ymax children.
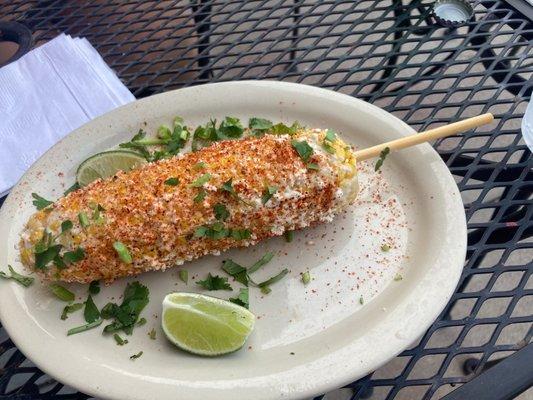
<box><xmin>0</xmin><ymin>34</ymin><xmax>135</xmax><ymax>197</ymax></box>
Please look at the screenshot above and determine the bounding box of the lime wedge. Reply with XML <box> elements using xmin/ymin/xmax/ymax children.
<box><xmin>76</xmin><ymin>150</ymin><xmax>146</xmax><ymax>186</ymax></box>
<box><xmin>162</xmin><ymin>292</ymin><xmax>255</xmax><ymax>356</ymax></box>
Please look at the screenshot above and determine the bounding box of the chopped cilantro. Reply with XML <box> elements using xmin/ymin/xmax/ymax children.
<box><xmin>114</xmin><ymin>333</ymin><xmax>128</xmax><ymax>345</ymax></box>
<box><xmin>113</xmin><ymin>241</ymin><xmax>132</xmax><ymax>264</ymax></box>
<box><xmin>222</xmin><ymin>259</ymin><xmax>248</xmax><ymax>286</ymax></box>
<box><xmin>67</xmin><ymin>319</ymin><xmax>102</xmax><ymax>336</ymax></box>
<box><xmin>301</xmin><ymin>271</ymin><xmax>311</xmax><ymax>285</ymax></box>
<box><xmin>230</xmin><ymin>229</ymin><xmax>251</xmax><ymax>240</ymax></box>
<box><xmin>221</xmin><ymin>179</ymin><xmax>236</xmax><ymax>196</ymax></box>
<box><xmin>261</xmin><ymin>185</ymin><xmax>277</xmax><ymax>205</ymax></box>
<box><xmin>192</xmin><ymin>119</ymin><xmax>218</xmax><ymax>151</ymax></box>
<box><xmin>394</xmin><ymin>273</ymin><xmax>403</xmax><ymax>281</ymax></box>
<box><xmin>381</xmin><ymin>244</ymin><xmax>391</xmax><ymax>252</ymax></box>
<box><xmin>78</xmin><ymin>212</ymin><xmax>89</xmax><ymax>228</ymax></box>
<box><xmin>84</xmin><ymin>294</ymin><xmax>101</xmax><ymax>323</ymax></box>
<box><xmin>148</xmin><ymin>328</ymin><xmax>156</xmax><ymax>340</ymax></box>
<box><xmin>249</xmin><ymin>117</ymin><xmax>273</xmax><ymax>135</ymax></box>
<box><xmin>31</xmin><ymin>193</ymin><xmax>53</xmax><ymax>210</ymax></box>
<box><xmin>213</xmin><ymin>203</ymin><xmax>230</xmax><ymax>221</ymax></box>
<box><xmin>164</xmin><ymin>177</ymin><xmax>179</xmax><ymax>186</ymax></box>
<box><xmin>229</xmin><ymin>288</ymin><xmax>249</xmax><ymax>309</ymax></box>
<box><xmin>359</xmin><ymin>296</ymin><xmax>364</xmax><ymax>305</ymax></box>
<box><xmin>374</xmin><ymin>146</ymin><xmax>390</xmax><ymax>171</ymax></box>
<box><xmin>284</xmin><ymin>230</ymin><xmax>294</xmax><ymax>242</ymax></box>
<box><xmin>60</xmin><ymin>303</ymin><xmax>83</xmax><ymax>320</ymax></box>
<box><xmin>291</xmin><ymin>140</ymin><xmax>314</xmax><ymax>163</ymax></box>
<box><xmin>248</xmin><ymin>252</ymin><xmax>274</xmax><ymax>274</ymax></box>
<box><xmin>89</xmin><ymin>280</ymin><xmax>100</xmax><ymax>295</ymax></box>
<box><xmin>0</xmin><ymin>265</ymin><xmax>34</xmax><ymax>287</ymax></box>
<box><xmin>322</xmin><ymin>129</ymin><xmax>337</xmax><ymax>154</ymax></box>
<box><xmin>193</xmin><ymin>161</ymin><xmax>206</xmax><ymax>170</ymax></box>
<box><xmin>191</xmin><ymin>173</ymin><xmax>211</xmax><ymax>187</ymax></box>
<box><xmin>102</xmin><ymin>282</ymin><xmax>149</xmax><ymax>335</ymax></box>
<box><xmin>35</xmin><ymin>237</ymin><xmax>62</xmax><ymax>270</ymax></box>
<box><xmin>196</xmin><ymin>273</ymin><xmax>232</xmax><ymax>291</ymax></box>
<box><xmin>217</xmin><ymin>116</ymin><xmax>244</xmax><ymax>140</ymax></box>
<box><xmin>49</xmin><ymin>283</ymin><xmax>75</xmax><ymax>302</ymax></box>
<box><xmin>271</xmin><ymin>122</ymin><xmax>301</xmax><ymax>136</ymax></box>
<box><xmin>91</xmin><ymin>203</ymin><xmax>105</xmax><ymax>224</ymax></box>
<box><xmin>306</xmin><ymin>162</ymin><xmax>319</xmax><ymax>170</ymax></box>
<box><xmin>61</xmin><ymin>220</ymin><xmax>73</xmax><ymax>233</ymax></box>
<box><xmin>179</xmin><ymin>269</ymin><xmax>188</xmax><ymax>284</ymax></box>
<box><xmin>193</xmin><ymin>189</ymin><xmax>207</xmax><ymax>203</ymax></box>
<box><xmin>137</xmin><ymin>317</ymin><xmax>147</xmax><ymax>327</ymax></box>
<box><xmin>130</xmin><ymin>351</ymin><xmax>143</xmax><ymax>360</ymax></box>
<box><xmin>194</xmin><ymin>226</ymin><xmax>208</xmax><ymax>238</ymax></box>
<box><xmin>63</xmin><ymin>247</ymin><xmax>85</xmax><ymax>265</ymax></box>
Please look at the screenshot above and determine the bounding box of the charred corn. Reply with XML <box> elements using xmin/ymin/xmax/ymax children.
<box><xmin>19</xmin><ymin>129</ymin><xmax>358</xmax><ymax>283</ymax></box>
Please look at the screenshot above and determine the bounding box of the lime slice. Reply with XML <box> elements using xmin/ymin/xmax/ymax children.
<box><xmin>76</xmin><ymin>150</ymin><xmax>146</xmax><ymax>186</ymax></box>
<box><xmin>162</xmin><ymin>292</ymin><xmax>255</xmax><ymax>356</ymax></box>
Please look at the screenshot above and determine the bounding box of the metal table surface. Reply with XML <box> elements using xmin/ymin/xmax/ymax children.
<box><xmin>0</xmin><ymin>1</ymin><xmax>531</xmax><ymax>399</ymax></box>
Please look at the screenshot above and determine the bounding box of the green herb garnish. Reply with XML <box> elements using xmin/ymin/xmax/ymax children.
<box><xmin>102</xmin><ymin>282</ymin><xmax>149</xmax><ymax>335</ymax></box>
<box><xmin>306</xmin><ymin>162</ymin><xmax>319</xmax><ymax>170</ymax></box>
<box><xmin>291</xmin><ymin>140</ymin><xmax>314</xmax><ymax>163</ymax></box>
<box><xmin>261</xmin><ymin>185</ymin><xmax>277</xmax><ymax>205</ymax></box>
<box><xmin>191</xmin><ymin>173</ymin><xmax>211</xmax><ymax>187</ymax></box>
<box><xmin>137</xmin><ymin>317</ymin><xmax>147</xmax><ymax>327</ymax></box>
<box><xmin>114</xmin><ymin>333</ymin><xmax>128</xmax><ymax>345</ymax></box>
<box><xmin>113</xmin><ymin>241</ymin><xmax>132</xmax><ymax>264</ymax></box>
<box><xmin>222</xmin><ymin>259</ymin><xmax>248</xmax><ymax>286</ymax></box>
<box><xmin>301</xmin><ymin>271</ymin><xmax>311</xmax><ymax>285</ymax></box>
<box><xmin>60</xmin><ymin>303</ymin><xmax>83</xmax><ymax>320</ymax></box>
<box><xmin>89</xmin><ymin>280</ymin><xmax>100</xmax><ymax>295</ymax></box>
<box><xmin>0</xmin><ymin>265</ymin><xmax>34</xmax><ymax>287</ymax></box>
<box><xmin>284</xmin><ymin>230</ymin><xmax>294</xmax><ymax>242</ymax></box>
<box><xmin>78</xmin><ymin>212</ymin><xmax>89</xmax><ymax>228</ymax></box>
<box><xmin>61</xmin><ymin>220</ymin><xmax>73</xmax><ymax>233</ymax></box>
<box><xmin>249</xmin><ymin>117</ymin><xmax>273</xmax><ymax>135</ymax></box>
<box><xmin>196</xmin><ymin>273</ymin><xmax>232</xmax><ymax>291</ymax></box>
<box><xmin>374</xmin><ymin>147</ymin><xmax>390</xmax><ymax>171</ymax></box>
<box><xmin>63</xmin><ymin>247</ymin><xmax>85</xmax><ymax>265</ymax></box>
<box><xmin>164</xmin><ymin>177</ymin><xmax>179</xmax><ymax>186</ymax></box>
<box><xmin>194</xmin><ymin>189</ymin><xmax>207</xmax><ymax>203</ymax></box>
<box><xmin>213</xmin><ymin>203</ymin><xmax>230</xmax><ymax>221</ymax></box>
<box><xmin>256</xmin><ymin>268</ymin><xmax>289</xmax><ymax>291</ymax></box>
<box><xmin>148</xmin><ymin>328</ymin><xmax>156</xmax><ymax>340</ymax></box>
<box><xmin>216</xmin><ymin>116</ymin><xmax>244</xmax><ymax>140</ymax></box>
<box><xmin>67</xmin><ymin>319</ymin><xmax>103</xmax><ymax>336</ymax></box>
<box><xmin>231</xmin><ymin>229</ymin><xmax>251</xmax><ymax>240</ymax></box>
<box><xmin>32</xmin><ymin>193</ymin><xmax>53</xmax><ymax>210</ymax></box>
<box><xmin>322</xmin><ymin>129</ymin><xmax>337</xmax><ymax>154</ymax></box>
<box><xmin>271</xmin><ymin>122</ymin><xmax>301</xmax><ymax>136</ymax></box>
<box><xmin>221</xmin><ymin>179</ymin><xmax>236</xmax><ymax>196</ymax></box>
<box><xmin>193</xmin><ymin>162</ymin><xmax>206</xmax><ymax>170</ymax></box>
<box><xmin>84</xmin><ymin>294</ymin><xmax>101</xmax><ymax>323</ymax></box>
<box><xmin>229</xmin><ymin>288</ymin><xmax>249</xmax><ymax>309</ymax></box>
<box><xmin>179</xmin><ymin>269</ymin><xmax>188</xmax><ymax>284</ymax></box>
<box><xmin>394</xmin><ymin>273</ymin><xmax>403</xmax><ymax>281</ymax></box>
<box><xmin>49</xmin><ymin>283</ymin><xmax>75</xmax><ymax>302</ymax></box>
<box><xmin>381</xmin><ymin>244</ymin><xmax>391</xmax><ymax>252</ymax></box>
<box><xmin>130</xmin><ymin>351</ymin><xmax>143</xmax><ymax>360</ymax></box>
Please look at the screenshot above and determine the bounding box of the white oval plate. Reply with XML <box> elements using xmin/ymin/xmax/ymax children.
<box><xmin>0</xmin><ymin>81</ymin><xmax>466</xmax><ymax>400</ymax></box>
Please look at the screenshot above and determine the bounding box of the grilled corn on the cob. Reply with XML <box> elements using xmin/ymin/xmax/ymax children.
<box><xmin>19</xmin><ymin>129</ymin><xmax>358</xmax><ymax>283</ymax></box>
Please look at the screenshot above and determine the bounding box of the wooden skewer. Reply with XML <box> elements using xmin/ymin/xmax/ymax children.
<box><xmin>353</xmin><ymin>113</ymin><xmax>494</xmax><ymax>161</ymax></box>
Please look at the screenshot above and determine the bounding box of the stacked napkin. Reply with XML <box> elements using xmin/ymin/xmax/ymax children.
<box><xmin>0</xmin><ymin>34</ymin><xmax>135</xmax><ymax>197</ymax></box>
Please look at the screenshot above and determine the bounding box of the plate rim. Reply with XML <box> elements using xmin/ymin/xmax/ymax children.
<box><xmin>0</xmin><ymin>80</ymin><xmax>467</xmax><ymax>400</ymax></box>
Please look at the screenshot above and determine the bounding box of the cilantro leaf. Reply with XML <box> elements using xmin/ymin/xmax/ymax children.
<box><xmin>291</xmin><ymin>140</ymin><xmax>314</xmax><ymax>163</ymax></box>
<box><xmin>35</xmin><ymin>244</ymin><xmax>62</xmax><ymax>270</ymax></box>
<box><xmin>49</xmin><ymin>283</ymin><xmax>75</xmax><ymax>302</ymax></box>
<box><xmin>32</xmin><ymin>193</ymin><xmax>53</xmax><ymax>210</ymax></box>
<box><xmin>0</xmin><ymin>265</ymin><xmax>34</xmax><ymax>287</ymax></box>
<box><xmin>261</xmin><ymin>185</ymin><xmax>277</xmax><ymax>205</ymax></box>
<box><xmin>196</xmin><ymin>273</ymin><xmax>232</xmax><ymax>291</ymax></box>
<box><xmin>193</xmin><ymin>189</ymin><xmax>206</xmax><ymax>203</ymax></box>
<box><xmin>374</xmin><ymin>146</ymin><xmax>390</xmax><ymax>171</ymax></box>
<box><xmin>249</xmin><ymin>117</ymin><xmax>273</xmax><ymax>135</ymax></box>
<box><xmin>164</xmin><ymin>177</ymin><xmax>179</xmax><ymax>186</ymax></box>
<box><xmin>284</xmin><ymin>230</ymin><xmax>294</xmax><ymax>242</ymax></box>
<box><xmin>325</xmin><ymin>129</ymin><xmax>336</xmax><ymax>143</ymax></box>
<box><xmin>221</xmin><ymin>179</ymin><xmax>236</xmax><ymax>196</ymax></box>
<box><xmin>63</xmin><ymin>247</ymin><xmax>85</xmax><ymax>265</ymax></box>
<box><xmin>84</xmin><ymin>294</ymin><xmax>101</xmax><ymax>323</ymax></box>
<box><xmin>256</xmin><ymin>268</ymin><xmax>289</xmax><ymax>293</ymax></box>
<box><xmin>213</xmin><ymin>203</ymin><xmax>230</xmax><ymax>221</ymax></box>
<box><xmin>63</xmin><ymin>182</ymin><xmax>80</xmax><ymax>196</ymax></box>
<box><xmin>89</xmin><ymin>280</ymin><xmax>100</xmax><ymax>294</ymax></box>
<box><xmin>61</xmin><ymin>220</ymin><xmax>73</xmax><ymax>233</ymax></box>
<box><xmin>230</xmin><ymin>229</ymin><xmax>251</xmax><ymax>240</ymax></box>
<box><xmin>306</xmin><ymin>162</ymin><xmax>319</xmax><ymax>170</ymax></box>
<box><xmin>103</xmin><ymin>282</ymin><xmax>149</xmax><ymax>335</ymax></box>
<box><xmin>179</xmin><ymin>269</ymin><xmax>188</xmax><ymax>284</ymax></box>
<box><xmin>61</xmin><ymin>303</ymin><xmax>83</xmax><ymax>320</ymax></box>
<box><xmin>222</xmin><ymin>259</ymin><xmax>248</xmax><ymax>286</ymax></box>
<box><xmin>191</xmin><ymin>173</ymin><xmax>211</xmax><ymax>187</ymax></box>
<box><xmin>217</xmin><ymin>116</ymin><xmax>244</xmax><ymax>139</ymax></box>
<box><xmin>229</xmin><ymin>288</ymin><xmax>249</xmax><ymax>309</ymax></box>
<box><xmin>271</xmin><ymin>122</ymin><xmax>301</xmax><ymax>136</ymax></box>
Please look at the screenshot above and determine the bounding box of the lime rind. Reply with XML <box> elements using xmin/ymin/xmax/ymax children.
<box><xmin>162</xmin><ymin>292</ymin><xmax>255</xmax><ymax>356</ymax></box>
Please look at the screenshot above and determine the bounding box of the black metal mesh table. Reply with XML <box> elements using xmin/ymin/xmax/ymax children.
<box><xmin>0</xmin><ymin>1</ymin><xmax>532</xmax><ymax>399</ymax></box>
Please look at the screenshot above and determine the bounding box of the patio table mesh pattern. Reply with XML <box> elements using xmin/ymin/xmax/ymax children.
<box><xmin>0</xmin><ymin>1</ymin><xmax>531</xmax><ymax>399</ymax></box>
